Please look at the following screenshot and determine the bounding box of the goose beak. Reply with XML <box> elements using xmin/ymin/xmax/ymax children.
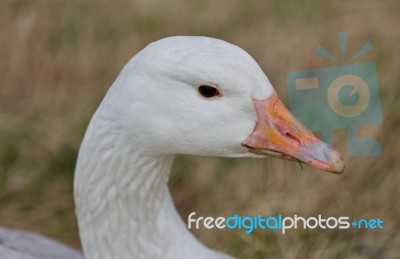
<box><xmin>242</xmin><ymin>92</ymin><xmax>345</xmax><ymax>174</ymax></box>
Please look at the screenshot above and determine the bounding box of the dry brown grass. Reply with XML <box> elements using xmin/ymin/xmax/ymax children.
<box><xmin>0</xmin><ymin>0</ymin><xmax>399</xmax><ymax>258</ymax></box>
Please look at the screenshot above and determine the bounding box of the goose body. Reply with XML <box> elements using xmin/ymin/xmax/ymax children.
<box><xmin>0</xmin><ymin>226</ymin><xmax>83</xmax><ymax>259</ymax></box>
<box><xmin>1</xmin><ymin>36</ymin><xmax>344</xmax><ymax>259</ymax></box>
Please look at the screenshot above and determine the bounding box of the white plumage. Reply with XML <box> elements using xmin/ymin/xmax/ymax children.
<box><xmin>1</xmin><ymin>36</ymin><xmax>344</xmax><ymax>259</ymax></box>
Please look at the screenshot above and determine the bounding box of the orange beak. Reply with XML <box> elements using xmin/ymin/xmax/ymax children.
<box><xmin>242</xmin><ymin>92</ymin><xmax>345</xmax><ymax>174</ymax></box>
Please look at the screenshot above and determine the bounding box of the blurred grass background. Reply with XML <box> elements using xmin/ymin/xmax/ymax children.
<box><xmin>0</xmin><ymin>0</ymin><xmax>399</xmax><ymax>258</ymax></box>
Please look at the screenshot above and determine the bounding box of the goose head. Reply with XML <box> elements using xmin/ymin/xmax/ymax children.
<box><xmin>75</xmin><ymin>36</ymin><xmax>346</xmax><ymax>259</ymax></box>
<box><xmin>99</xmin><ymin>36</ymin><xmax>344</xmax><ymax>173</ymax></box>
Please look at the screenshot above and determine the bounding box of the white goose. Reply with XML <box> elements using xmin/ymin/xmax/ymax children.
<box><xmin>0</xmin><ymin>36</ymin><xmax>344</xmax><ymax>259</ymax></box>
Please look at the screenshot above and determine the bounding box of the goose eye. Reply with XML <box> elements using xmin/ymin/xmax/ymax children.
<box><xmin>198</xmin><ymin>84</ymin><xmax>222</xmax><ymax>98</ymax></box>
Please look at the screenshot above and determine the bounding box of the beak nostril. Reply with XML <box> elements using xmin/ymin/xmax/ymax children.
<box><xmin>285</xmin><ymin>132</ymin><xmax>302</xmax><ymax>146</ymax></box>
